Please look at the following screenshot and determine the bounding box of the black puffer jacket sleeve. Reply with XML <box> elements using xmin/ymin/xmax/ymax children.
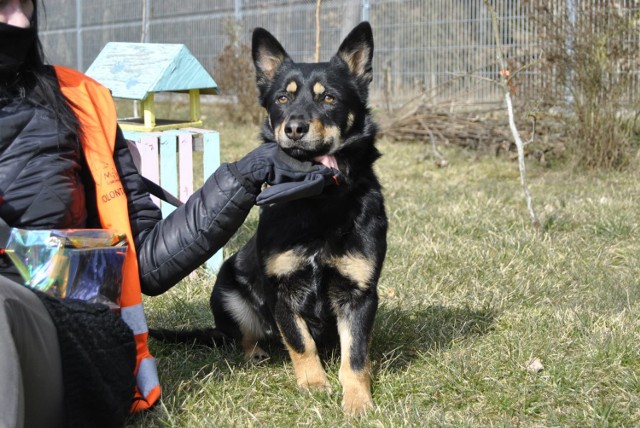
<box><xmin>112</xmin><ymin>127</ymin><xmax>257</xmax><ymax>296</ymax></box>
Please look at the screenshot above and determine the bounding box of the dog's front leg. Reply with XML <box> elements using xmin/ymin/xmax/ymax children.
<box><xmin>335</xmin><ymin>294</ymin><xmax>377</xmax><ymax>416</ymax></box>
<box><xmin>275</xmin><ymin>302</ymin><xmax>330</xmax><ymax>392</ymax></box>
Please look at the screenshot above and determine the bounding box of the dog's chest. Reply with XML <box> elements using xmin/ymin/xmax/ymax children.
<box><xmin>261</xmin><ymin>246</ymin><xmax>375</xmax><ymax>294</ymax></box>
<box><xmin>258</xmin><ymin>202</ymin><xmax>356</xmax><ymax>256</ymax></box>
<box><xmin>256</xmin><ymin>183</ymin><xmax>383</xmax><ymax>291</ymax></box>
<box><xmin>258</xmin><ymin>216</ymin><xmax>376</xmax><ymax>293</ymax></box>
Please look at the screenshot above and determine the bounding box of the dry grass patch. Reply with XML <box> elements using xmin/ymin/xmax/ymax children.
<box><xmin>128</xmin><ymin>110</ymin><xmax>640</xmax><ymax>427</ymax></box>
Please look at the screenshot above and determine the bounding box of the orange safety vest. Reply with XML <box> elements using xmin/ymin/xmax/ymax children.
<box><xmin>54</xmin><ymin>65</ymin><xmax>161</xmax><ymax>412</ymax></box>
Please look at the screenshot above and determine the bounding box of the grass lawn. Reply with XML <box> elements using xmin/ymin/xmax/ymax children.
<box><xmin>126</xmin><ymin>110</ymin><xmax>640</xmax><ymax>427</ymax></box>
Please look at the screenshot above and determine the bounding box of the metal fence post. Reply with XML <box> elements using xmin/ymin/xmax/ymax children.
<box><xmin>235</xmin><ymin>0</ymin><xmax>242</xmax><ymax>20</ymax></box>
<box><xmin>76</xmin><ymin>0</ymin><xmax>82</xmax><ymax>70</ymax></box>
<box><xmin>141</xmin><ymin>0</ymin><xmax>151</xmax><ymax>43</ymax></box>
<box><xmin>565</xmin><ymin>0</ymin><xmax>577</xmax><ymax>103</ymax></box>
<box><xmin>361</xmin><ymin>0</ymin><xmax>370</xmax><ymax>21</ymax></box>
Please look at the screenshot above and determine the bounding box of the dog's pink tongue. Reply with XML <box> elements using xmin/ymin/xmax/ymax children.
<box><xmin>314</xmin><ymin>154</ymin><xmax>338</xmax><ymax>170</ymax></box>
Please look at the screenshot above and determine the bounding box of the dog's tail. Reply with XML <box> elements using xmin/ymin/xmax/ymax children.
<box><xmin>148</xmin><ymin>327</ymin><xmax>232</xmax><ymax>347</ymax></box>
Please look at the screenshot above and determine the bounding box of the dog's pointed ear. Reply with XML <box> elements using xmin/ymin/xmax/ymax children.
<box><xmin>252</xmin><ymin>28</ymin><xmax>291</xmax><ymax>86</ymax></box>
<box><xmin>336</xmin><ymin>21</ymin><xmax>374</xmax><ymax>84</ymax></box>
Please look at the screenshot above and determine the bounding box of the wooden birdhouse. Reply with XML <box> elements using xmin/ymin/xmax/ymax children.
<box><xmin>85</xmin><ymin>42</ymin><xmax>218</xmax><ymax>132</ymax></box>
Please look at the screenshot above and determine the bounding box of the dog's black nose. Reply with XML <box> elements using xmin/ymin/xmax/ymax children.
<box><xmin>284</xmin><ymin>119</ymin><xmax>309</xmax><ymax>141</ymax></box>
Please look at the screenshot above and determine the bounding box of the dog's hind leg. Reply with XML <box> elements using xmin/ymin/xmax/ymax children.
<box><xmin>211</xmin><ymin>253</ymin><xmax>270</xmax><ymax>362</ymax></box>
<box><xmin>213</xmin><ymin>287</ymin><xmax>269</xmax><ymax>362</ymax></box>
<box><xmin>335</xmin><ymin>295</ymin><xmax>377</xmax><ymax>416</ymax></box>
<box><xmin>276</xmin><ymin>305</ymin><xmax>330</xmax><ymax>392</ymax></box>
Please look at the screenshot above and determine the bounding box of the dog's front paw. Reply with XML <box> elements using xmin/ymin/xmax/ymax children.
<box><xmin>341</xmin><ymin>386</ymin><xmax>373</xmax><ymax>416</ymax></box>
<box><xmin>297</xmin><ymin>372</ymin><xmax>332</xmax><ymax>393</ymax></box>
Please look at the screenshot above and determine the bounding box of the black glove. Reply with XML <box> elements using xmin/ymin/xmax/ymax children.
<box><xmin>230</xmin><ymin>143</ymin><xmax>342</xmax><ymax>205</ymax></box>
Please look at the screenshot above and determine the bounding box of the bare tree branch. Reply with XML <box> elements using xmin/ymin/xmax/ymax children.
<box><xmin>483</xmin><ymin>0</ymin><xmax>540</xmax><ymax>230</ymax></box>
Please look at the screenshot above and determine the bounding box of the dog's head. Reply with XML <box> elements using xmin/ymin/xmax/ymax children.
<box><xmin>252</xmin><ymin>22</ymin><xmax>374</xmax><ymax>167</ymax></box>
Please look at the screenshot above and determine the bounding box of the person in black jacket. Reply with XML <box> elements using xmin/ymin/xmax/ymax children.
<box><xmin>0</xmin><ymin>1</ymin><xmax>339</xmax><ymax>427</ymax></box>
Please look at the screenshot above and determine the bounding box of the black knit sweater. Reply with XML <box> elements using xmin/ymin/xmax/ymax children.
<box><xmin>37</xmin><ymin>292</ymin><xmax>136</xmax><ymax>428</ymax></box>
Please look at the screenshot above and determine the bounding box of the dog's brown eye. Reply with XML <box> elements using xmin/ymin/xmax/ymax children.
<box><xmin>276</xmin><ymin>96</ymin><xmax>289</xmax><ymax>104</ymax></box>
<box><xmin>323</xmin><ymin>95</ymin><xmax>335</xmax><ymax>103</ymax></box>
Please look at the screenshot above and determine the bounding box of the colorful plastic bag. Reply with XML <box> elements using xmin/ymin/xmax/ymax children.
<box><xmin>1</xmin><ymin>228</ymin><xmax>127</xmax><ymax>309</ymax></box>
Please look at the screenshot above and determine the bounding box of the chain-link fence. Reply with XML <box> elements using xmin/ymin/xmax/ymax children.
<box><xmin>38</xmin><ymin>0</ymin><xmax>640</xmax><ymax>106</ymax></box>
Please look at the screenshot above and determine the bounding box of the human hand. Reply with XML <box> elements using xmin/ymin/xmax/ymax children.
<box><xmin>232</xmin><ymin>143</ymin><xmax>342</xmax><ymax>205</ymax></box>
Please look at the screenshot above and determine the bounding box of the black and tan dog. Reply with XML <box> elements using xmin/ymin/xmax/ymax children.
<box><xmin>155</xmin><ymin>22</ymin><xmax>387</xmax><ymax>415</ymax></box>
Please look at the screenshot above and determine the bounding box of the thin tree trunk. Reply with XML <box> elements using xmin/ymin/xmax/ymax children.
<box><xmin>483</xmin><ymin>0</ymin><xmax>540</xmax><ymax>230</ymax></box>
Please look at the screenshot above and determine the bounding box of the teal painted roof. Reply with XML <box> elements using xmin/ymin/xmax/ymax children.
<box><xmin>85</xmin><ymin>42</ymin><xmax>218</xmax><ymax>100</ymax></box>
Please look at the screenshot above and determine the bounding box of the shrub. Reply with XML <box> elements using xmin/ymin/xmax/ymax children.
<box><xmin>530</xmin><ymin>1</ymin><xmax>639</xmax><ymax>170</ymax></box>
<box><xmin>214</xmin><ymin>20</ymin><xmax>263</xmax><ymax>125</ymax></box>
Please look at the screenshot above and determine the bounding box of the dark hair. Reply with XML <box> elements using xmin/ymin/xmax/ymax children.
<box><xmin>2</xmin><ymin>0</ymin><xmax>81</xmax><ymax>138</ymax></box>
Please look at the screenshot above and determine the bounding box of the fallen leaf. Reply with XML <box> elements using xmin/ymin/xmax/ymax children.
<box><xmin>526</xmin><ymin>357</ymin><xmax>544</xmax><ymax>374</ymax></box>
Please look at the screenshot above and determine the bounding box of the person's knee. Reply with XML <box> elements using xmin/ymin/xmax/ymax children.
<box><xmin>0</xmin><ymin>276</ymin><xmax>65</xmax><ymax>428</ymax></box>
<box><xmin>0</xmin><ymin>275</ymin><xmax>34</xmax><ymax>303</ymax></box>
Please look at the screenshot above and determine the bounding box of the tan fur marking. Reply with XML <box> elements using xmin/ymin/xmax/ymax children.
<box><xmin>257</xmin><ymin>48</ymin><xmax>285</xmax><ymax>80</ymax></box>
<box><xmin>330</xmin><ymin>253</ymin><xmax>375</xmax><ymax>290</ymax></box>
<box><xmin>346</xmin><ymin>112</ymin><xmax>355</xmax><ymax>131</ymax></box>
<box><xmin>280</xmin><ymin>316</ymin><xmax>330</xmax><ymax>390</ymax></box>
<box><xmin>308</xmin><ymin>120</ymin><xmax>341</xmax><ymax>152</ymax></box>
<box><xmin>339</xmin><ymin>47</ymin><xmax>371</xmax><ymax>79</ymax></box>
<box><xmin>324</xmin><ymin>124</ymin><xmax>340</xmax><ymax>142</ymax></box>
<box><xmin>275</xmin><ymin>121</ymin><xmax>287</xmax><ymax>144</ymax></box>
<box><xmin>265</xmin><ymin>250</ymin><xmax>305</xmax><ymax>277</ymax></box>
<box><xmin>337</xmin><ymin>318</ymin><xmax>373</xmax><ymax>416</ymax></box>
<box><xmin>308</xmin><ymin>119</ymin><xmax>324</xmax><ymax>141</ymax></box>
<box><xmin>313</xmin><ymin>82</ymin><xmax>326</xmax><ymax>95</ymax></box>
<box><xmin>286</xmin><ymin>80</ymin><xmax>298</xmax><ymax>93</ymax></box>
<box><xmin>241</xmin><ymin>336</ymin><xmax>268</xmax><ymax>362</ymax></box>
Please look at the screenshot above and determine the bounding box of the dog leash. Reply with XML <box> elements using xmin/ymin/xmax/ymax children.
<box><xmin>0</xmin><ymin>180</ymin><xmax>181</xmax><ymax>256</ymax></box>
<box><xmin>140</xmin><ymin>176</ymin><xmax>184</xmax><ymax>208</ymax></box>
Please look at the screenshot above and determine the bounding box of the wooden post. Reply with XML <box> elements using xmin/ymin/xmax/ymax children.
<box><xmin>142</xmin><ymin>93</ymin><xmax>156</xmax><ymax>129</ymax></box>
<box><xmin>189</xmin><ymin>89</ymin><xmax>201</xmax><ymax>123</ymax></box>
